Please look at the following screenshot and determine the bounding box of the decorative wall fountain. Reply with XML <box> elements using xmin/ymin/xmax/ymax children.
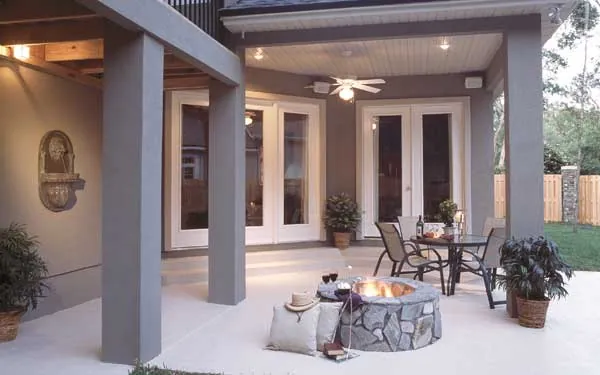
<box><xmin>38</xmin><ymin>130</ymin><xmax>83</xmax><ymax>212</ymax></box>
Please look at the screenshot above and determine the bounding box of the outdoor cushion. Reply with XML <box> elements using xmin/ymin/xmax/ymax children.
<box><xmin>316</xmin><ymin>302</ymin><xmax>343</xmax><ymax>352</ymax></box>
<box><xmin>266</xmin><ymin>303</ymin><xmax>321</xmax><ymax>356</ymax></box>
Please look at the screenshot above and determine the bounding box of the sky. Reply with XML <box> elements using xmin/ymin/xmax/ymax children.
<box><xmin>544</xmin><ymin>14</ymin><xmax>600</xmax><ymax>104</ymax></box>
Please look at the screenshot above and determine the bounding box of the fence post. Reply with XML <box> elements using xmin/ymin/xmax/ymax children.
<box><xmin>561</xmin><ymin>166</ymin><xmax>579</xmax><ymax>224</ymax></box>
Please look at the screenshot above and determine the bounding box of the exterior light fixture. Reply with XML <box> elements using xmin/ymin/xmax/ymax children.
<box><xmin>548</xmin><ymin>5</ymin><xmax>563</xmax><ymax>25</ymax></box>
<box><xmin>245</xmin><ymin>111</ymin><xmax>254</xmax><ymax>126</ymax></box>
<box><xmin>12</xmin><ymin>45</ymin><xmax>30</xmax><ymax>60</ymax></box>
<box><xmin>339</xmin><ymin>86</ymin><xmax>355</xmax><ymax>101</ymax></box>
<box><xmin>253</xmin><ymin>47</ymin><xmax>265</xmax><ymax>61</ymax></box>
<box><xmin>440</xmin><ymin>38</ymin><xmax>450</xmax><ymax>51</ymax></box>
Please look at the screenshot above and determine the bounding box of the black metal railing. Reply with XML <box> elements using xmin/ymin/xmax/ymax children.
<box><xmin>166</xmin><ymin>0</ymin><xmax>224</xmax><ymax>41</ymax></box>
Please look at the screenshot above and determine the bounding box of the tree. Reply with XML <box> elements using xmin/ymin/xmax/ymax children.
<box><xmin>544</xmin><ymin>144</ymin><xmax>566</xmax><ymax>174</ymax></box>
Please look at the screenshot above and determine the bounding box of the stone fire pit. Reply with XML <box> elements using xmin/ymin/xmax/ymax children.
<box><xmin>318</xmin><ymin>276</ymin><xmax>442</xmax><ymax>352</ymax></box>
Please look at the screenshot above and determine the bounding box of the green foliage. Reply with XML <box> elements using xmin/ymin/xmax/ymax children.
<box><xmin>438</xmin><ymin>199</ymin><xmax>457</xmax><ymax>227</ymax></box>
<box><xmin>557</xmin><ymin>1</ymin><xmax>599</xmax><ymax>49</ymax></box>
<box><xmin>130</xmin><ymin>362</ymin><xmax>221</xmax><ymax>375</ymax></box>
<box><xmin>323</xmin><ymin>193</ymin><xmax>361</xmax><ymax>233</ymax></box>
<box><xmin>544</xmin><ymin>144</ymin><xmax>566</xmax><ymax>173</ymax></box>
<box><xmin>0</xmin><ymin>223</ymin><xmax>49</xmax><ymax>312</ymax></box>
<box><xmin>498</xmin><ymin>237</ymin><xmax>573</xmax><ymax>301</ymax></box>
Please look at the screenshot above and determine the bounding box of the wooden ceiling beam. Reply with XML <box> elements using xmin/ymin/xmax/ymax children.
<box><xmin>0</xmin><ymin>53</ymin><xmax>102</xmax><ymax>89</ymax></box>
<box><xmin>44</xmin><ymin>39</ymin><xmax>103</xmax><ymax>61</ymax></box>
<box><xmin>0</xmin><ymin>0</ymin><xmax>96</xmax><ymax>25</ymax></box>
<box><xmin>164</xmin><ymin>76</ymin><xmax>210</xmax><ymax>91</ymax></box>
<box><xmin>0</xmin><ymin>18</ymin><xmax>103</xmax><ymax>45</ymax></box>
<box><xmin>56</xmin><ymin>54</ymin><xmax>199</xmax><ymax>75</ymax></box>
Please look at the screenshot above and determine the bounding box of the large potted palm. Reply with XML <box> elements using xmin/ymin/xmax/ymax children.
<box><xmin>0</xmin><ymin>223</ymin><xmax>48</xmax><ymax>342</ymax></box>
<box><xmin>498</xmin><ymin>236</ymin><xmax>573</xmax><ymax>328</ymax></box>
<box><xmin>323</xmin><ymin>193</ymin><xmax>361</xmax><ymax>250</ymax></box>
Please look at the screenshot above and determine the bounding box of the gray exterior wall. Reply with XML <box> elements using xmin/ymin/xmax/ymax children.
<box><xmin>0</xmin><ymin>65</ymin><xmax>102</xmax><ymax>320</ymax></box>
<box><xmin>246</xmin><ymin>67</ymin><xmax>495</xmax><ymax>232</ymax></box>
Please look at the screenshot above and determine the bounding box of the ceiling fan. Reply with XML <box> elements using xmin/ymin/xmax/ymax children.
<box><xmin>329</xmin><ymin>76</ymin><xmax>386</xmax><ymax>101</ymax></box>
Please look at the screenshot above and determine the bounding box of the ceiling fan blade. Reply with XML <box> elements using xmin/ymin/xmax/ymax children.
<box><xmin>353</xmin><ymin>84</ymin><xmax>381</xmax><ymax>94</ymax></box>
<box><xmin>355</xmin><ymin>79</ymin><xmax>386</xmax><ymax>85</ymax></box>
<box><xmin>330</xmin><ymin>76</ymin><xmax>344</xmax><ymax>84</ymax></box>
<box><xmin>329</xmin><ymin>86</ymin><xmax>344</xmax><ymax>95</ymax></box>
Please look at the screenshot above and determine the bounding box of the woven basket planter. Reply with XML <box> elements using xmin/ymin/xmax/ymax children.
<box><xmin>0</xmin><ymin>309</ymin><xmax>24</xmax><ymax>342</ymax></box>
<box><xmin>333</xmin><ymin>232</ymin><xmax>351</xmax><ymax>250</ymax></box>
<box><xmin>516</xmin><ymin>297</ymin><xmax>550</xmax><ymax>328</ymax></box>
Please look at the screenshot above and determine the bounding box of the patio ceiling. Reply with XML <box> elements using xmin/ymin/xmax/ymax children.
<box><xmin>246</xmin><ymin>33</ymin><xmax>503</xmax><ymax>77</ymax></box>
<box><xmin>223</xmin><ymin>0</ymin><xmax>576</xmax><ymax>43</ymax></box>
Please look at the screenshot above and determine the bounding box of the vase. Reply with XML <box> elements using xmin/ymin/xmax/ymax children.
<box><xmin>334</xmin><ymin>232</ymin><xmax>351</xmax><ymax>250</ymax></box>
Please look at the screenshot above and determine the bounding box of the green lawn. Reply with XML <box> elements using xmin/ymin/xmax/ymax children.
<box><xmin>544</xmin><ymin>223</ymin><xmax>600</xmax><ymax>271</ymax></box>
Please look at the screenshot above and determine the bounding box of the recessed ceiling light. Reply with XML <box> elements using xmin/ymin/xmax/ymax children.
<box><xmin>253</xmin><ymin>47</ymin><xmax>265</xmax><ymax>61</ymax></box>
<box><xmin>440</xmin><ymin>37</ymin><xmax>450</xmax><ymax>51</ymax></box>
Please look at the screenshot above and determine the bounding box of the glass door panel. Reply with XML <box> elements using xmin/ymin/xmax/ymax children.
<box><xmin>422</xmin><ymin>114</ymin><xmax>451</xmax><ymax>221</ymax></box>
<box><xmin>181</xmin><ymin>104</ymin><xmax>209</xmax><ymax>231</ymax></box>
<box><xmin>283</xmin><ymin>113</ymin><xmax>309</xmax><ymax>226</ymax></box>
<box><xmin>377</xmin><ymin>115</ymin><xmax>404</xmax><ymax>222</ymax></box>
<box><xmin>245</xmin><ymin>110</ymin><xmax>264</xmax><ymax>227</ymax></box>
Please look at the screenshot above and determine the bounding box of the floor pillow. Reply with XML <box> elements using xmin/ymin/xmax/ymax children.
<box><xmin>316</xmin><ymin>302</ymin><xmax>343</xmax><ymax>352</ymax></box>
<box><xmin>266</xmin><ymin>303</ymin><xmax>321</xmax><ymax>356</ymax></box>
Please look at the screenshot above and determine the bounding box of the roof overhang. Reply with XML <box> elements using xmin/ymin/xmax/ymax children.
<box><xmin>222</xmin><ymin>0</ymin><xmax>576</xmax><ymax>44</ymax></box>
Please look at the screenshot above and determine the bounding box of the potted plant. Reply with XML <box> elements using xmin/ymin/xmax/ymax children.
<box><xmin>0</xmin><ymin>223</ymin><xmax>48</xmax><ymax>342</ymax></box>
<box><xmin>438</xmin><ymin>199</ymin><xmax>458</xmax><ymax>235</ymax></box>
<box><xmin>323</xmin><ymin>193</ymin><xmax>361</xmax><ymax>250</ymax></box>
<box><xmin>498</xmin><ymin>237</ymin><xmax>573</xmax><ymax>328</ymax></box>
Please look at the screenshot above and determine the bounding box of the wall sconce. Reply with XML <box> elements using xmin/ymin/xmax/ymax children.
<box><xmin>38</xmin><ymin>130</ymin><xmax>83</xmax><ymax>212</ymax></box>
<box><xmin>245</xmin><ymin>111</ymin><xmax>254</xmax><ymax>126</ymax></box>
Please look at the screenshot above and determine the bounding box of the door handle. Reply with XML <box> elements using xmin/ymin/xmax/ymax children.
<box><xmin>405</xmin><ymin>186</ymin><xmax>411</xmax><ymax>192</ymax></box>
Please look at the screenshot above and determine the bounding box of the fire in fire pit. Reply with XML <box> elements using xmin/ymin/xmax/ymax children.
<box><xmin>353</xmin><ymin>280</ymin><xmax>415</xmax><ymax>298</ymax></box>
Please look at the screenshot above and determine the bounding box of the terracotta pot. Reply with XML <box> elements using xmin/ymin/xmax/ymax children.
<box><xmin>516</xmin><ymin>297</ymin><xmax>550</xmax><ymax>328</ymax></box>
<box><xmin>506</xmin><ymin>289</ymin><xmax>519</xmax><ymax>318</ymax></box>
<box><xmin>333</xmin><ymin>232</ymin><xmax>351</xmax><ymax>250</ymax></box>
<box><xmin>0</xmin><ymin>309</ymin><xmax>24</xmax><ymax>342</ymax></box>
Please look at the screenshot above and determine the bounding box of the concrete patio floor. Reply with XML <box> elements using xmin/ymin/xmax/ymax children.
<box><xmin>1</xmin><ymin>247</ymin><xmax>599</xmax><ymax>375</ymax></box>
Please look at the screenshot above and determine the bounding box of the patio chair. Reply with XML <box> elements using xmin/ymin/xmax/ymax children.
<box><xmin>456</xmin><ymin>227</ymin><xmax>507</xmax><ymax>309</ymax></box>
<box><xmin>373</xmin><ymin>222</ymin><xmax>446</xmax><ymax>295</ymax></box>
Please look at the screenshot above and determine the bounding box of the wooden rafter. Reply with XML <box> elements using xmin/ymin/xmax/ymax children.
<box><xmin>0</xmin><ymin>18</ymin><xmax>103</xmax><ymax>45</ymax></box>
<box><xmin>164</xmin><ymin>76</ymin><xmax>210</xmax><ymax>90</ymax></box>
<box><xmin>44</xmin><ymin>39</ymin><xmax>104</xmax><ymax>61</ymax></box>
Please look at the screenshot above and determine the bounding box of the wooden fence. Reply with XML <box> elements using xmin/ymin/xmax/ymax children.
<box><xmin>494</xmin><ymin>174</ymin><xmax>600</xmax><ymax>225</ymax></box>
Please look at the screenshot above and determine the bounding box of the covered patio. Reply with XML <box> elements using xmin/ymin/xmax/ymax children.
<box><xmin>1</xmin><ymin>247</ymin><xmax>598</xmax><ymax>375</ymax></box>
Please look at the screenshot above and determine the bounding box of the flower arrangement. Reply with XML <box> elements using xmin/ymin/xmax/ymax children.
<box><xmin>438</xmin><ymin>199</ymin><xmax>458</xmax><ymax>228</ymax></box>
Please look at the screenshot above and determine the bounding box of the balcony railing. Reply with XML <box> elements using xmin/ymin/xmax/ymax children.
<box><xmin>166</xmin><ymin>0</ymin><xmax>224</xmax><ymax>41</ymax></box>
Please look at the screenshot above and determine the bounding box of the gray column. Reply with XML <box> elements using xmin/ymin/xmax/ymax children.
<box><xmin>470</xmin><ymin>92</ymin><xmax>495</xmax><ymax>235</ymax></box>
<box><xmin>503</xmin><ymin>17</ymin><xmax>544</xmax><ymax>238</ymax></box>
<box><xmin>101</xmin><ymin>22</ymin><xmax>164</xmax><ymax>364</ymax></box>
<box><xmin>208</xmin><ymin>59</ymin><xmax>246</xmax><ymax>305</ymax></box>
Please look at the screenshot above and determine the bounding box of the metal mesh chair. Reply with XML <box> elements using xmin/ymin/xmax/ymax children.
<box><xmin>373</xmin><ymin>222</ymin><xmax>446</xmax><ymax>295</ymax></box>
<box><xmin>457</xmin><ymin>227</ymin><xmax>507</xmax><ymax>309</ymax></box>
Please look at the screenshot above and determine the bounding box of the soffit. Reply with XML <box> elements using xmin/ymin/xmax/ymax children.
<box><xmin>246</xmin><ymin>34</ymin><xmax>503</xmax><ymax>78</ymax></box>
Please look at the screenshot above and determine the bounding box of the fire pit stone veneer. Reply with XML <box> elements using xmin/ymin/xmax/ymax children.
<box><xmin>336</xmin><ymin>277</ymin><xmax>441</xmax><ymax>352</ymax></box>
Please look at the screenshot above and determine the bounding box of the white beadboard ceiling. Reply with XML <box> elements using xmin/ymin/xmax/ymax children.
<box><xmin>246</xmin><ymin>34</ymin><xmax>503</xmax><ymax>77</ymax></box>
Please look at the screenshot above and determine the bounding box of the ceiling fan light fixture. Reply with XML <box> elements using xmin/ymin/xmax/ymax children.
<box><xmin>339</xmin><ymin>86</ymin><xmax>355</xmax><ymax>101</ymax></box>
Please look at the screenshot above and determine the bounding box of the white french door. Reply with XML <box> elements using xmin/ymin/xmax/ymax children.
<box><xmin>165</xmin><ymin>91</ymin><xmax>322</xmax><ymax>250</ymax></box>
<box><xmin>358</xmin><ymin>99</ymin><xmax>468</xmax><ymax>238</ymax></box>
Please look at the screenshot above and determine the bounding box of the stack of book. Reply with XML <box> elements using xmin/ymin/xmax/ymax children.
<box><xmin>323</xmin><ymin>342</ymin><xmax>358</xmax><ymax>362</ymax></box>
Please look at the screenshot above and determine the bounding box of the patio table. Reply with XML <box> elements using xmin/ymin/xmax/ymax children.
<box><xmin>410</xmin><ymin>234</ymin><xmax>488</xmax><ymax>296</ymax></box>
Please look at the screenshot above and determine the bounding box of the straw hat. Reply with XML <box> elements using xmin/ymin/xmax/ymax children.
<box><xmin>284</xmin><ymin>292</ymin><xmax>319</xmax><ymax>312</ymax></box>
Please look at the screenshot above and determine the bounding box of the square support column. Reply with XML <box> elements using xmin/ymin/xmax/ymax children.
<box><xmin>503</xmin><ymin>16</ymin><xmax>544</xmax><ymax>238</ymax></box>
<box><xmin>101</xmin><ymin>23</ymin><xmax>164</xmax><ymax>364</ymax></box>
<box><xmin>208</xmin><ymin>63</ymin><xmax>246</xmax><ymax>305</ymax></box>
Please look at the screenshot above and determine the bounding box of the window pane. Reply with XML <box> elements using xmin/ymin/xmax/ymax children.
<box><xmin>422</xmin><ymin>114</ymin><xmax>451</xmax><ymax>221</ymax></box>
<box><xmin>283</xmin><ymin>113</ymin><xmax>309</xmax><ymax>225</ymax></box>
<box><xmin>181</xmin><ymin>104</ymin><xmax>209</xmax><ymax>230</ymax></box>
<box><xmin>245</xmin><ymin>110</ymin><xmax>264</xmax><ymax>227</ymax></box>
<box><xmin>377</xmin><ymin>116</ymin><xmax>403</xmax><ymax>222</ymax></box>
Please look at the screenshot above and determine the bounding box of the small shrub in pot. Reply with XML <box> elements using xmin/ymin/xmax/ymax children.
<box><xmin>0</xmin><ymin>223</ymin><xmax>48</xmax><ymax>341</ymax></box>
<box><xmin>323</xmin><ymin>193</ymin><xmax>361</xmax><ymax>250</ymax></box>
<box><xmin>498</xmin><ymin>236</ymin><xmax>573</xmax><ymax>328</ymax></box>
